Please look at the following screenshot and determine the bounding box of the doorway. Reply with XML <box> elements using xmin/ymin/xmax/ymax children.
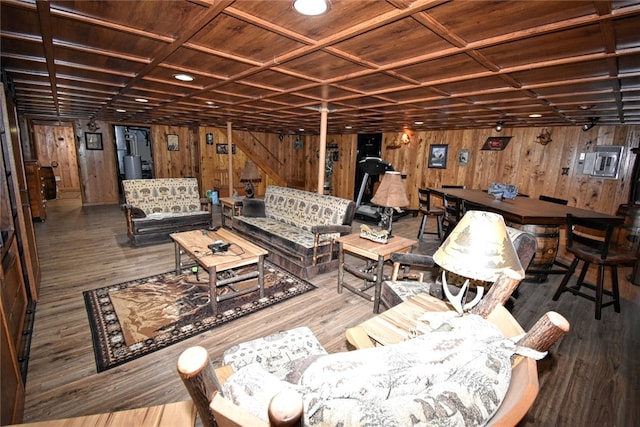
<box><xmin>114</xmin><ymin>125</ymin><xmax>153</xmax><ymax>179</ymax></box>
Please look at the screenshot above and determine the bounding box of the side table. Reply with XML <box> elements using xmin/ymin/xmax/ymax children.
<box><xmin>337</xmin><ymin>233</ymin><xmax>416</xmax><ymax>313</ymax></box>
<box><xmin>219</xmin><ymin>197</ymin><xmax>244</xmax><ymax>228</ymax></box>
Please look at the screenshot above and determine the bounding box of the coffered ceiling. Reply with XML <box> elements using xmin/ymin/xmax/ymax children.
<box><xmin>1</xmin><ymin>0</ymin><xmax>640</xmax><ymax>134</ymax></box>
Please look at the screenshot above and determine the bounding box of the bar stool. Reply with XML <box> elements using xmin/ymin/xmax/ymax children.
<box><xmin>416</xmin><ymin>188</ymin><xmax>444</xmax><ymax>240</ymax></box>
<box><xmin>442</xmin><ymin>193</ymin><xmax>462</xmax><ymax>241</ymax></box>
<box><xmin>552</xmin><ymin>214</ymin><xmax>636</xmax><ymax>320</ymax></box>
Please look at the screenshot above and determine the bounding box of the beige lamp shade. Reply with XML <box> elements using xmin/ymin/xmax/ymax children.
<box><xmin>240</xmin><ymin>160</ymin><xmax>261</xmax><ymax>182</ymax></box>
<box><xmin>433</xmin><ymin>210</ymin><xmax>524</xmax><ymax>282</ymax></box>
<box><xmin>370</xmin><ymin>171</ymin><xmax>409</xmax><ymax>208</ymax></box>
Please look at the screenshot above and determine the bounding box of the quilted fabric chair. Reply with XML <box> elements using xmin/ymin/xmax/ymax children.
<box><xmin>222</xmin><ymin>316</ymin><xmax>516</xmax><ymax>426</ymax></box>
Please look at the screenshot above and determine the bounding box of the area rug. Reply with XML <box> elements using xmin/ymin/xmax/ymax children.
<box><xmin>83</xmin><ymin>262</ymin><xmax>316</xmax><ymax>372</ymax></box>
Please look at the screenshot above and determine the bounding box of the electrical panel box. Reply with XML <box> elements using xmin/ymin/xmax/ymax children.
<box><xmin>577</xmin><ymin>146</ymin><xmax>624</xmax><ymax>179</ymax></box>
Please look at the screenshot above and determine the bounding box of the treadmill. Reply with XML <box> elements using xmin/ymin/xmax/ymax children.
<box><xmin>354</xmin><ymin>157</ymin><xmax>394</xmax><ymax>222</ymax></box>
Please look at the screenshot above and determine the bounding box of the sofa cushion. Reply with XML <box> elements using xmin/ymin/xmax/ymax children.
<box><xmin>263</xmin><ymin>186</ymin><xmax>354</xmax><ymax>231</ymax></box>
<box><xmin>222</xmin><ymin>326</ymin><xmax>327</xmax><ymax>380</ymax></box>
<box><xmin>122</xmin><ymin>178</ymin><xmax>203</xmax><ymax>215</ymax></box>
<box><xmin>235</xmin><ymin>217</ymin><xmax>334</xmax><ymax>251</ymax></box>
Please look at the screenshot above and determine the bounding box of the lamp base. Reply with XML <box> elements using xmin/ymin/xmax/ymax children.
<box><xmin>244</xmin><ymin>181</ymin><xmax>255</xmax><ymax>198</ymax></box>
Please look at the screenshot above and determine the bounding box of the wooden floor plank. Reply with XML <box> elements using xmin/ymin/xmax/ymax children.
<box><xmin>19</xmin><ymin>199</ymin><xmax>640</xmax><ymax>426</ymax></box>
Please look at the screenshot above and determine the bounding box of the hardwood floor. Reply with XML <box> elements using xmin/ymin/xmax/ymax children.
<box><xmin>21</xmin><ymin>199</ymin><xmax>640</xmax><ymax>426</ymax></box>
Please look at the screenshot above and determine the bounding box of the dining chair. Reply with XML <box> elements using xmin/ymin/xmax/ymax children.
<box><xmin>552</xmin><ymin>214</ymin><xmax>636</xmax><ymax>320</ymax></box>
<box><xmin>462</xmin><ymin>199</ymin><xmax>485</xmax><ymax>214</ymax></box>
<box><xmin>442</xmin><ymin>193</ymin><xmax>462</xmax><ymax>241</ymax></box>
<box><xmin>416</xmin><ymin>188</ymin><xmax>444</xmax><ymax>240</ymax></box>
<box><xmin>539</xmin><ymin>195</ymin><xmax>568</xmax><ymax>205</ymax></box>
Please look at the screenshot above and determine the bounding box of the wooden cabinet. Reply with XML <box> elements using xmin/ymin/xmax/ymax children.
<box><xmin>2</xmin><ymin>86</ymin><xmax>38</xmax><ymax>424</ymax></box>
<box><xmin>1</xmin><ymin>234</ymin><xmax>28</xmax><ymax>425</ymax></box>
<box><xmin>25</xmin><ymin>161</ymin><xmax>46</xmax><ymax>221</ymax></box>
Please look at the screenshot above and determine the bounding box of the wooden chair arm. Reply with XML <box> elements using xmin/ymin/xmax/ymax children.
<box><xmin>179</xmin><ymin>347</ymin><xmax>304</xmax><ymax>427</ymax></box>
<box><xmin>310</xmin><ymin>224</ymin><xmax>353</xmax><ymax>235</ymax></box>
<box><xmin>345</xmin><ymin>326</ymin><xmax>376</xmax><ymax>349</ymax></box>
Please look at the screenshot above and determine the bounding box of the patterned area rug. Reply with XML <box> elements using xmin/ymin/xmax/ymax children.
<box><xmin>83</xmin><ymin>262</ymin><xmax>316</xmax><ymax>372</ymax></box>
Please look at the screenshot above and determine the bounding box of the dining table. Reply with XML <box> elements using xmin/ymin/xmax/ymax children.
<box><xmin>429</xmin><ymin>188</ymin><xmax>624</xmax><ymax>281</ymax></box>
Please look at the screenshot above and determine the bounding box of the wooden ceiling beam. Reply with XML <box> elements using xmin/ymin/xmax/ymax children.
<box><xmin>35</xmin><ymin>0</ymin><xmax>59</xmax><ymax>116</ymax></box>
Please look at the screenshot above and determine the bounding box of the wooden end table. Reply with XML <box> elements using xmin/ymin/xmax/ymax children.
<box><xmin>219</xmin><ymin>197</ymin><xmax>244</xmax><ymax>228</ymax></box>
<box><xmin>337</xmin><ymin>233</ymin><xmax>416</xmax><ymax>313</ymax></box>
<box><xmin>170</xmin><ymin>228</ymin><xmax>268</xmax><ymax>316</ymax></box>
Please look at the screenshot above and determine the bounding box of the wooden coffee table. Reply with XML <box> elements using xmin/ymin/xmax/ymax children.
<box><xmin>170</xmin><ymin>228</ymin><xmax>268</xmax><ymax>316</ymax></box>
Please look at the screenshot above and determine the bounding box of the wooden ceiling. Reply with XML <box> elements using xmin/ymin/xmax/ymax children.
<box><xmin>1</xmin><ymin>0</ymin><xmax>640</xmax><ymax>134</ymax></box>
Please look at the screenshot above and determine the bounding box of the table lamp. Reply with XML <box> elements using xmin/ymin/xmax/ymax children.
<box><xmin>433</xmin><ymin>210</ymin><xmax>524</xmax><ymax>283</ymax></box>
<box><xmin>370</xmin><ymin>171</ymin><xmax>409</xmax><ymax>237</ymax></box>
<box><xmin>240</xmin><ymin>160</ymin><xmax>261</xmax><ymax>198</ymax></box>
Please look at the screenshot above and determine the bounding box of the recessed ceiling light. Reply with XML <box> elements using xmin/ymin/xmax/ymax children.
<box><xmin>173</xmin><ymin>73</ymin><xmax>194</xmax><ymax>82</ymax></box>
<box><xmin>293</xmin><ymin>0</ymin><xmax>329</xmax><ymax>15</ymax></box>
<box><xmin>529</xmin><ymin>113</ymin><xmax>542</xmax><ymax>118</ymax></box>
<box><xmin>414</xmin><ymin>121</ymin><xmax>424</xmax><ymax>125</ymax></box>
<box><xmin>345</xmin><ymin>125</ymin><xmax>352</xmax><ymax>129</ymax></box>
<box><xmin>116</xmin><ymin>108</ymin><xmax>127</xmax><ymax>113</ymax></box>
<box><xmin>135</xmin><ymin>98</ymin><xmax>149</xmax><ymax>103</ymax></box>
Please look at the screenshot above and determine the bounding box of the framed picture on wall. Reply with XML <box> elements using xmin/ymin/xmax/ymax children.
<box><xmin>215</xmin><ymin>143</ymin><xmax>236</xmax><ymax>154</ymax></box>
<box><xmin>167</xmin><ymin>134</ymin><xmax>179</xmax><ymax>151</ymax></box>
<box><xmin>428</xmin><ymin>144</ymin><xmax>448</xmax><ymax>168</ymax></box>
<box><xmin>85</xmin><ymin>132</ymin><xmax>103</xmax><ymax>150</ymax></box>
<box><xmin>457</xmin><ymin>149</ymin><xmax>470</xmax><ymax>165</ymax></box>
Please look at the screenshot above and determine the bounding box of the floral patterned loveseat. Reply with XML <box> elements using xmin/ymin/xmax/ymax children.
<box><xmin>122</xmin><ymin>178</ymin><xmax>211</xmax><ymax>246</ymax></box>
<box><xmin>232</xmin><ymin>186</ymin><xmax>356</xmax><ymax>278</ymax></box>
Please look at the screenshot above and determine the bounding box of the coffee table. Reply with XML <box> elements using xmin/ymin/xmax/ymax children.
<box><xmin>337</xmin><ymin>233</ymin><xmax>416</xmax><ymax>313</ymax></box>
<box><xmin>170</xmin><ymin>228</ymin><xmax>268</xmax><ymax>316</ymax></box>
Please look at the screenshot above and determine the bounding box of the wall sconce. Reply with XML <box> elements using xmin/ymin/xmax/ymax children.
<box><xmin>495</xmin><ymin>121</ymin><xmax>504</xmax><ymax>133</ymax></box>
<box><xmin>401</xmin><ymin>133</ymin><xmax>411</xmax><ymax>144</ymax></box>
<box><xmin>582</xmin><ymin>117</ymin><xmax>599</xmax><ymax>131</ymax></box>
<box><xmin>536</xmin><ymin>129</ymin><xmax>552</xmax><ymax>145</ymax></box>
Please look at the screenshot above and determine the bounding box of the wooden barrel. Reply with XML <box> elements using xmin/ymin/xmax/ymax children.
<box><xmin>615</xmin><ymin>204</ymin><xmax>640</xmax><ymax>253</ymax></box>
<box><xmin>615</xmin><ymin>204</ymin><xmax>640</xmax><ymax>286</ymax></box>
<box><xmin>507</xmin><ymin>222</ymin><xmax>560</xmax><ymax>282</ymax></box>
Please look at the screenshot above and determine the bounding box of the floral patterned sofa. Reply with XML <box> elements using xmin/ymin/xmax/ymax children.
<box><xmin>231</xmin><ymin>185</ymin><xmax>356</xmax><ymax>278</ymax></box>
<box><xmin>121</xmin><ymin>178</ymin><xmax>211</xmax><ymax>246</ymax></box>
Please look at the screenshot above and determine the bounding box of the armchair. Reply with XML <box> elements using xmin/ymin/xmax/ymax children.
<box><xmin>177</xmin><ymin>274</ymin><xmax>569</xmax><ymax>427</ymax></box>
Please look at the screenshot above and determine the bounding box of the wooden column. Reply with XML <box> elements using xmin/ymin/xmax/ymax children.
<box><xmin>227</xmin><ymin>121</ymin><xmax>233</xmax><ymax>198</ymax></box>
<box><xmin>317</xmin><ymin>103</ymin><xmax>328</xmax><ymax>194</ymax></box>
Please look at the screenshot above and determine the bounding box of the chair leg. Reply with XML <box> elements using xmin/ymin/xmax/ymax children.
<box><xmin>417</xmin><ymin>214</ymin><xmax>427</xmax><ymax>239</ymax></box>
<box><xmin>571</xmin><ymin>260</ymin><xmax>590</xmax><ymax>292</ymax></box>
<box><xmin>436</xmin><ymin>215</ymin><xmax>443</xmax><ymax>240</ymax></box>
<box><xmin>553</xmin><ymin>258</ymin><xmax>579</xmax><ymax>300</ymax></box>
<box><xmin>611</xmin><ymin>266</ymin><xmax>621</xmax><ymax>313</ymax></box>
<box><xmin>595</xmin><ymin>265</ymin><xmax>605</xmax><ymax>320</ymax></box>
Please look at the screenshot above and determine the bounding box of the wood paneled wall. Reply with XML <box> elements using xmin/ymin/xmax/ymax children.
<box><xmin>74</xmin><ymin>120</ymin><xmax>119</xmax><ymax>206</ymax></box>
<box><xmin>27</xmin><ymin>120</ymin><xmax>639</xmax><ymax>217</ymax></box>
<box><xmin>379</xmin><ymin>125</ymin><xmax>639</xmax><ymax>215</ymax></box>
